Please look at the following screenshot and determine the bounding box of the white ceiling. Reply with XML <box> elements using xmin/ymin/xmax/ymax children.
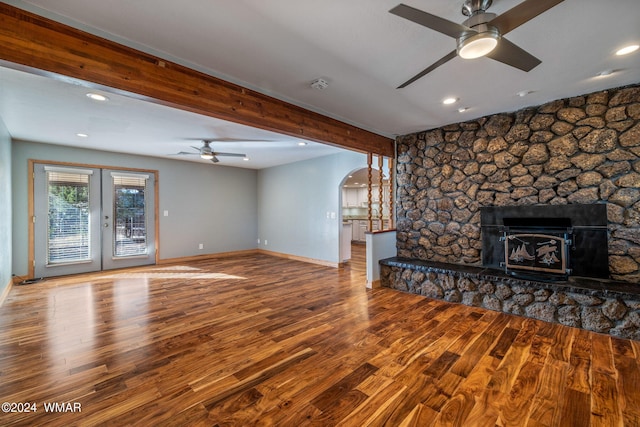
<box><xmin>1</xmin><ymin>0</ymin><xmax>639</xmax><ymax>169</ymax></box>
<box><xmin>0</xmin><ymin>66</ymin><xmax>344</xmax><ymax>169</ymax></box>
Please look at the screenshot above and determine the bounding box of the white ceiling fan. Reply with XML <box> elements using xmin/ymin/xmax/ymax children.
<box><xmin>173</xmin><ymin>139</ymin><xmax>247</xmax><ymax>163</ymax></box>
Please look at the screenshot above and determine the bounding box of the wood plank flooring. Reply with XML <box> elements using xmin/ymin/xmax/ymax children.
<box><xmin>1</xmin><ymin>245</ymin><xmax>639</xmax><ymax>426</ymax></box>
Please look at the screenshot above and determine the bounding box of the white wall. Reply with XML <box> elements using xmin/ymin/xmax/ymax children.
<box><xmin>0</xmin><ymin>118</ymin><xmax>11</xmax><ymax>294</ymax></box>
<box><xmin>366</xmin><ymin>230</ymin><xmax>397</xmax><ymax>287</ymax></box>
<box><xmin>257</xmin><ymin>151</ymin><xmax>366</xmax><ymax>265</ymax></box>
<box><xmin>11</xmin><ymin>140</ymin><xmax>258</xmax><ymax>276</ymax></box>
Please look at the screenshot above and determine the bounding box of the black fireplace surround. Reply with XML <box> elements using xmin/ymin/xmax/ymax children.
<box><xmin>481</xmin><ymin>204</ymin><xmax>609</xmax><ymax>281</ymax></box>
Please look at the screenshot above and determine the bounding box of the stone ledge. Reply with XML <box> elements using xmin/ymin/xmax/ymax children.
<box><xmin>380</xmin><ymin>257</ymin><xmax>640</xmax><ymax>340</ymax></box>
<box><xmin>380</xmin><ymin>257</ymin><xmax>640</xmax><ymax>299</ymax></box>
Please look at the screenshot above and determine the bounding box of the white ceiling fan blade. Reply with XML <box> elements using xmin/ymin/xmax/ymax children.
<box><xmin>171</xmin><ymin>151</ymin><xmax>198</xmax><ymax>156</ymax></box>
<box><xmin>213</xmin><ymin>152</ymin><xmax>247</xmax><ymax>157</ymax></box>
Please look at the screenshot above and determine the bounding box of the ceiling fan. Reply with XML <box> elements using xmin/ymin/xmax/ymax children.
<box><xmin>174</xmin><ymin>139</ymin><xmax>247</xmax><ymax>163</ymax></box>
<box><xmin>390</xmin><ymin>0</ymin><xmax>564</xmax><ymax>88</ymax></box>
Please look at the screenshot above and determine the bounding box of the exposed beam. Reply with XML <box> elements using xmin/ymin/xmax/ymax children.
<box><xmin>0</xmin><ymin>3</ymin><xmax>394</xmax><ymax>157</ymax></box>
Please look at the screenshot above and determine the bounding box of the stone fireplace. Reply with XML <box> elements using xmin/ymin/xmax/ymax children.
<box><xmin>393</xmin><ymin>84</ymin><xmax>640</xmax><ymax>284</ymax></box>
<box><xmin>380</xmin><ymin>84</ymin><xmax>640</xmax><ymax>339</ymax></box>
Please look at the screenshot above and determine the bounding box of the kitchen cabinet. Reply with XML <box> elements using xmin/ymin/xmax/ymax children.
<box><xmin>350</xmin><ymin>220</ymin><xmax>360</xmax><ymax>241</ymax></box>
<box><xmin>350</xmin><ymin>220</ymin><xmax>365</xmax><ymax>242</ymax></box>
<box><xmin>357</xmin><ymin>188</ymin><xmax>369</xmax><ymax>206</ymax></box>
<box><xmin>372</xmin><ymin>184</ymin><xmax>391</xmax><ymax>204</ymax></box>
<box><xmin>348</xmin><ymin>219</ymin><xmax>386</xmax><ymax>242</ymax></box>
<box><xmin>342</xmin><ymin>187</ymin><xmax>372</xmax><ymax>207</ymax></box>
<box><xmin>341</xmin><ymin>222</ymin><xmax>352</xmax><ymax>261</ymax></box>
<box><xmin>342</xmin><ymin>188</ymin><xmax>360</xmax><ymax>207</ymax></box>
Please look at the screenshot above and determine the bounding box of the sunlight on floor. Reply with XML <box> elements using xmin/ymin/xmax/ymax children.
<box><xmin>102</xmin><ymin>265</ymin><xmax>246</xmax><ymax>280</ymax></box>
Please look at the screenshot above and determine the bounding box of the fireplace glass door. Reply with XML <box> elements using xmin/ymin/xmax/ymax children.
<box><xmin>504</xmin><ymin>232</ymin><xmax>567</xmax><ymax>276</ymax></box>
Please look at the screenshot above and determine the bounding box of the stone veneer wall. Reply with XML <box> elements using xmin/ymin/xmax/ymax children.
<box><xmin>396</xmin><ymin>84</ymin><xmax>640</xmax><ymax>284</ymax></box>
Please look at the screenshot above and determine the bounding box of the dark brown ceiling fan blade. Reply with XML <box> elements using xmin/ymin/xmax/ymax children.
<box><xmin>485</xmin><ymin>37</ymin><xmax>541</xmax><ymax>72</ymax></box>
<box><xmin>389</xmin><ymin>4</ymin><xmax>470</xmax><ymax>39</ymax></box>
<box><xmin>397</xmin><ymin>50</ymin><xmax>457</xmax><ymax>89</ymax></box>
<box><xmin>489</xmin><ymin>0</ymin><xmax>564</xmax><ymax>35</ymax></box>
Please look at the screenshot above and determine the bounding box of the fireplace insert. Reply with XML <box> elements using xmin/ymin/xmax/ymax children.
<box><xmin>500</xmin><ymin>217</ymin><xmax>573</xmax><ymax>281</ymax></box>
<box><xmin>481</xmin><ymin>204</ymin><xmax>609</xmax><ymax>281</ymax></box>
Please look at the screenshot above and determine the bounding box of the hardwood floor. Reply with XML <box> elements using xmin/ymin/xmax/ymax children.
<box><xmin>1</xmin><ymin>250</ymin><xmax>639</xmax><ymax>426</ymax></box>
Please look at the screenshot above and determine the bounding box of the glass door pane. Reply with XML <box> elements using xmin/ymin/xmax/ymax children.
<box><xmin>46</xmin><ymin>170</ymin><xmax>91</xmax><ymax>263</ymax></box>
<box><xmin>113</xmin><ymin>174</ymin><xmax>148</xmax><ymax>257</ymax></box>
<box><xmin>34</xmin><ymin>164</ymin><xmax>101</xmax><ymax>278</ymax></box>
<box><xmin>102</xmin><ymin>170</ymin><xmax>155</xmax><ymax>270</ymax></box>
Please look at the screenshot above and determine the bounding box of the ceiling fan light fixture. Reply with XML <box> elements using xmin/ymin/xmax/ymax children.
<box><xmin>596</xmin><ymin>69</ymin><xmax>614</xmax><ymax>78</ymax></box>
<box><xmin>457</xmin><ymin>28</ymin><xmax>500</xmax><ymax>59</ymax></box>
<box><xmin>200</xmin><ymin>144</ymin><xmax>214</xmax><ymax>159</ymax></box>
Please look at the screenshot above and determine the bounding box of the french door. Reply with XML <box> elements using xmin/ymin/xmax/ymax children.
<box><xmin>33</xmin><ymin>164</ymin><xmax>156</xmax><ymax>277</ymax></box>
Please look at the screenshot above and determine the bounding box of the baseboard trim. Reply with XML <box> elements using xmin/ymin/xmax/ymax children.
<box><xmin>256</xmin><ymin>249</ymin><xmax>339</xmax><ymax>268</ymax></box>
<box><xmin>158</xmin><ymin>249</ymin><xmax>259</xmax><ymax>265</ymax></box>
<box><xmin>0</xmin><ymin>279</ymin><xmax>13</xmax><ymax>307</ymax></box>
<box><xmin>367</xmin><ymin>280</ymin><xmax>381</xmax><ymax>289</ymax></box>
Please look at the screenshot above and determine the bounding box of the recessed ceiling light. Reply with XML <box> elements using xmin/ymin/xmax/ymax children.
<box><xmin>442</xmin><ymin>97</ymin><xmax>458</xmax><ymax>105</ymax></box>
<box><xmin>86</xmin><ymin>93</ymin><xmax>109</xmax><ymax>102</ymax></box>
<box><xmin>616</xmin><ymin>44</ymin><xmax>639</xmax><ymax>56</ymax></box>
<box><xmin>457</xmin><ymin>107</ymin><xmax>468</xmax><ymax>113</ymax></box>
<box><xmin>517</xmin><ymin>90</ymin><xmax>533</xmax><ymax>97</ymax></box>
<box><xmin>243</xmin><ymin>157</ymin><xmax>249</xmax><ymax>161</ymax></box>
<box><xmin>76</xmin><ymin>133</ymin><xmax>89</xmax><ymax>138</ymax></box>
<box><xmin>298</xmin><ymin>142</ymin><xmax>307</xmax><ymax>146</ymax></box>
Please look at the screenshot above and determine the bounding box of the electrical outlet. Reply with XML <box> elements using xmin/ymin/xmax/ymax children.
<box><xmin>257</xmin><ymin>238</ymin><xmax>261</xmax><ymax>244</ymax></box>
<box><xmin>198</xmin><ymin>243</ymin><xmax>204</xmax><ymax>250</ymax></box>
<box><xmin>163</xmin><ymin>210</ymin><xmax>169</xmax><ymax>217</ymax></box>
<box><xmin>264</xmin><ymin>240</ymin><xmax>268</xmax><ymax>246</ymax></box>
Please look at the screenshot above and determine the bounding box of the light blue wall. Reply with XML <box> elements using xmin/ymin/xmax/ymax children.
<box><xmin>257</xmin><ymin>151</ymin><xmax>367</xmax><ymax>264</ymax></box>
<box><xmin>11</xmin><ymin>140</ymin><xmax>258</xmax><ymax>276</ymax></box>
<box><xmin>10</xmin><ymin>141</ymin><xmax>368</xmax><ymax>277</ymax></box>
<box><xmin>0</xmin><ymin>118</ymin><xmax>12</xmax><ymax>293</ymax></box>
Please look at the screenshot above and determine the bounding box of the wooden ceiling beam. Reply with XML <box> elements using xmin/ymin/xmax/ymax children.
<box><xmin>0</xmin><ymin>3</ymin><xmax>394</xmax><ymax>157</ymax></box>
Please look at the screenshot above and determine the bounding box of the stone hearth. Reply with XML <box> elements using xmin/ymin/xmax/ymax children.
<box><xmin>380</xmin><ymin>258</ymin><xmax>640</xmax><ymax>340</ymax></box>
